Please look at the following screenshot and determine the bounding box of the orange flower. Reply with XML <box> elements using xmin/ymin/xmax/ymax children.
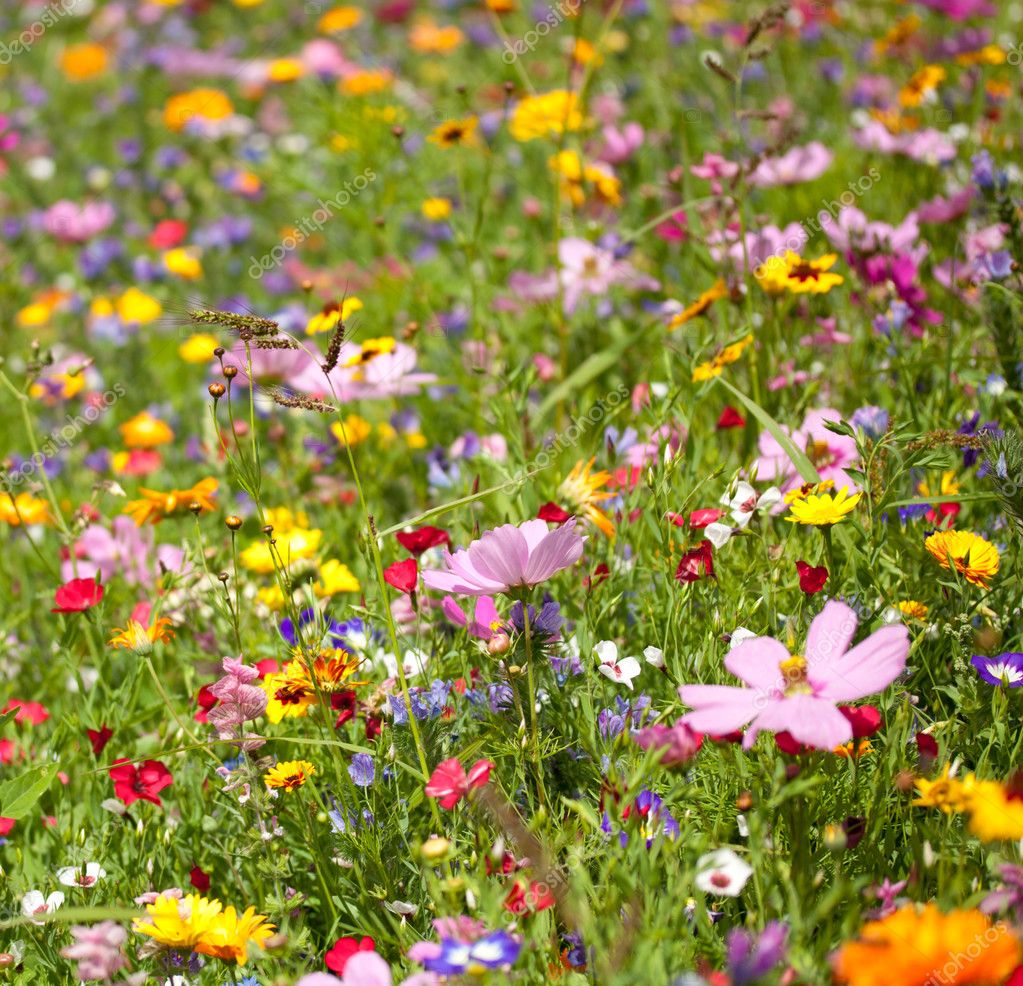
<box><xmin>833</xmin><ymin>904</ymin><xmax>1019</xmax><ymax>986</ymax></box>
<box><xmin>109</xmin><ymin>617</ymin><xmax>174</xmax><ymax>654</ymax></box>
<box><xmin>60</xmin><ymin>43</ymin><xmax>109</xmax><ymax>81</ymax></box>
<box><xmin>124</xmin><ymin>478</ymin><xmax>218</xmax><ymax>525</ymax></box>
<box><xmin>164</xmin><ymin>89</ymin><xmax>234</xmax><ymax>132</ymax></box>
<box><xmin>924</xmin><ymin>529</ymin><xmax>999</xmax><ymax>589</ymax></box>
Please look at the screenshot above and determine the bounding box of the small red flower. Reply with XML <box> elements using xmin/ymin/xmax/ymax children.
<box><xmin>504</xmin><ymin>878</ymin><xmax>556</xmax><ymax>915</ymax></box>
<box><xmin>688</xmin><ymin>508</ymin><xmax>724</xmax><ymax>529</ymax></box>
<box><xmin>148</xmin><ymin>219</ymin><xmax>188</xmax><ymax>249</ymax></box>
<box><xmin>86</xmin><ymin>725</ymin><xmax>113</xmax><ymax>756</ymax></box>
<box><xmin>383</xmin><ymin>558</ymin><xmax>418</xmax><ymax>594</ymax></box>
<box><xmin>424</xmin><ymin>757</ymin><xmax>494</xmax><ymax>809</ymax></box>
<box><xmin>52</xmin><ymin>578</ymin><xmax>104</xmax><ymax>614</ymax></box>
<box><xmin>716</xmin><ymin>406</ymin><xmax>746</xmax><ymax>429</ymax></box>
<box><xmin>795</xmin><ymin>560</ymin><xmax>828</xmax><ymax>594</ymax></box>
<box><xmin>916</xmin><ymin>732</ymin><xmax>939</xmax><ymax>762</ymax></box>
<box><xmin>584</xmin><ymin>563</ymin><xmax>611</xmax><ymax>591</ymax></box>
<box><xmin>841</xmin><ymin>704</ymin><xmax>881</xmax><ymax>738</ymax></box>
<box><xmin>675</xmin><ymin>540</ymin><xmax>715</xmax><ymax>583</ymax></box>
<box><xmin>537</xmin><ymin>502</ymin><xmax>572</xmax><ymax>524</ymax></box>
<box><xmin>189</xmin><ymin>865</ymin><xmax>210</xmax><ymax>892</ymax></box>
<box><xmin>0</xmin><ymin>817</ymin><xmax>14</xmax><ymax>837</ymax></box>
<box><xmin>109</xmin><ymin>758</ymin><xmax>173</xmax><ymax>807</ymax></box>
<box><xmin>5</xmin><ymin>700</ymin><xmax>49</xmax><ymax>725</ymax></box>
<box><xmin>325</xmin><ymin>936</ymin><xmax>375</xmax><ymax>974</ymax></box>
<box><xmin>194</xmin><ymin>685</ymin><xmax>218</xmax><ymax>723</ymax></box>
<box><xmin>396</xmin><ymin>526</ymin><xmax>450</xmax><ymax>555</ymax></box>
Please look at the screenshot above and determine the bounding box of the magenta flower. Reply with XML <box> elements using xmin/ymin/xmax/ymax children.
<box><xmin>754</xmin><ymin>407</ymin><xmax>859</xmax><ymax>494</ymax></box>
<box><xmin>633</xmin><ymin>719</ymin><xmax>703</xmax><ymax>767</ymax></box>
<box><xmin>422</xmin><ymin>519</ymin><xmax>585</xmax><ymax>597</ymax></box>
<box><xmin>42</xmin><ymin>200</ymin><xmax>116</xmax><ymax>242</ymax></box>
<box><xmin>678</xmin><ymin>601</ymin><xmax>909</xmax><ymax>750</ymax></box>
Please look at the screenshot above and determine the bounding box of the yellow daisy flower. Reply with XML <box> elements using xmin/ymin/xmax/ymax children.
<box><xmin>786</xmin><ymin>486</ymin><xmax>861</xmax><ymax>526</ymax></box>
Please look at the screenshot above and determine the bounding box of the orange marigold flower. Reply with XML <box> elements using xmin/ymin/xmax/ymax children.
<box><xmin>124</xmin><ymin>478</ymin><xmax>218</xmax><ymax>525</ymax></box>
<box><xmin>924</xmin><ymin>529</ymin><xmax>999</xmax><ymax>589</ymax></box>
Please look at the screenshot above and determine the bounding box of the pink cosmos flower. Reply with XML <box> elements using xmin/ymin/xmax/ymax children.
<box><xmin>556</xmin><ymin>238</ymin><xmax>659</xmax><ymax>315</ymax></box>
<box><xmin>748</xmin><ymin>142</ymin><xmax>832</xmax><ymax>187</ymax></box>
<box><xmin>425</xmin><ymin>757</ymin><xmax>494</xmax><ymax>809</ymax></box>
<box><xmin>821</xmin><ymin>207</ymin><xmax>921</xmax><ymax>256</ymax></box>
<box><xmin>62</xmin><ymin>517</ymin><xmax>188</xmax><ymax>588</ymax></box>
<box><xmin>754</xmin><ymin>407</ymin><xmax>859</xmax><ymax>493</ymax></box>
<box><xmin>708</xmin><ymin>223</ymin><xmax>808</xmax><ymax>272</ymax></box>
<box><xmin>421</xmin><ymin>519</ymin><xmax>585</xmax><ymax>597</ymax></box>
<box><xmin>441</xmin><ymin>596</ymin><xmax>503</xmax><ymax>640</ymax></box>
<box><xmin>42</xmin><ymin>200</ymin><xmax>115</xmax><ymax>242</ymax></box>
<box><xmin>678</xmin><ymin>601</ymin><xmax>909</xmax><ymax>750</ymax></box>
<box><xmin>599</xmin><ymin>122</ymin><xmax>644</xmax><ymax>165</ymax></box>
<box><xmin>690</xmin><ymin>152</ymin><xmax>740</xmax><ymax>194</ymax></box>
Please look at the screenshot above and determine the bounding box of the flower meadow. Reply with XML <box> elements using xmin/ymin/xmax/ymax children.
<box><xmin>4</xmin><ymin>0</ymin><xmax>1023</xmax><ymax>984</ymax></box>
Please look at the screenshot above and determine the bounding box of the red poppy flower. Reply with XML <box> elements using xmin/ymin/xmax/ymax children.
<box><xmin>87</xmin><ymin>725</ymin><xmax>113</xmax><ymax>756</ymax></box>
<box><xmin>0</xmin><ymin>817</ymin><xmax>14</xmax><ymax>837</ymax></box>
<box><xmin>383</xmin><ymin>558</ymin><xmax>418</xmax><ymax>594</ymax></box>
<box><xmin>716</xmin><ymin>405</ymin><xmax>746</xmax><ymax>429</ymax></box>
<box><xmin>795</xmin><ymin>560</ymin><xmax>829</xmax><ymax>594</ymax></box>
<box><xmin>396</xmin><ymin>526</ymin><xmax>450</xmax><ymax>555</ymax></box>
<box><xmin>424</xmin><ymin>757</ymin><xmax>494</xmax><ymax>809</ymax></box>
<box><xmin>52</xmin><ymin>578</ymin><xmax>104</xmax><ymax>614</ymax></box>
<box><xmin>675</xmin><ymin>541</ymin><xmax>715</xmax><ymax>583</ymax></box>
<box><xmin>332</xmin><ymin>690</ymin><xmax>357</xmax><ymax>728</ymax></box>
<box><xmin>584</xmin><ymin>563</ymin><xmax>610</xmax><ymax>591</ymax></box>
<box><xmin>325</xmin><ymin>936</ymin><xmax>376</xmax><ymax>974</ymax></box>
<box><xmin>5</xmin><ymin>700</ymin><xmax>49</xmax><ymax>725</ymax></box>
<box><xmin>777</xmin><ymin>705</ymin><xmax>881</xmax><ymax>755</ymax></box>
<box><xmin>189</xmin><ymin>865</ymin><xmax>210</xmax><ymax>892</ymax></box>
<box><xmin>148</xmin><ymin>219</ymin><xmax>188</xmax><ymax>249</ymax></box>
<box><xmin>109</xmin><ymin>758</ymin><xmax>173</xmax><ymax>807</ymax></box>
<box><xmin>537</xmin><ymin>502</ymin><xmax>571</xmax><ymax>524</ymax></box>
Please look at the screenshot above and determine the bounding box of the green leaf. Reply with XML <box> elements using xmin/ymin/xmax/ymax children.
<box><xmin>715</xmin><ymin>377</ymin><xmax>821</xmax><ymax>485</ymax></box>
<box><xmin>0</xmin><ymin>762</ymin><xmax>59</xmax><ymax>819</ymax></box>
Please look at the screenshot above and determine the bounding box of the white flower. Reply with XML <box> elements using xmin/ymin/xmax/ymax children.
<box><xmin>594</xmin><ymin>640</ymin><xmax>642</xmax><ymax>691</ymax></box>
<box><xmin>643</xmin><ymin>646</ymin><xmax>665</xmax><ymax>669</ymax></box>
<box><xmin>727</xmin><ymin>627</ymin><xmax>758</xmax><ymax>650</ymax></box>
<box><xmin>694</xmin><ymin>848</ymin><xmax>753</xmax><ymax>897</ymax></box>
<box><xmin>56</xmin><ymin>862</ymin><xmax>106</xmax><ymax>888</ymax></box>
<box><xmin>720</xmin><ymin>481</ymin><xmax>782</xmax><ymax>528</ymax></box>
<box><xmin>704</xmin><ymin>521</ymin><xmax>733</xmax><ymax>549</ymax></box>
<box><xmin>21</xmin><ymin>890</ymin><xmax>64</xmax><ymax>924</ymax></box>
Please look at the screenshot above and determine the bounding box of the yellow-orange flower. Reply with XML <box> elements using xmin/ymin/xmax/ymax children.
<box><xmin>833</xmin><ymin>904</ymin><xmax>1019</xmax><ymax>986</ymax></box>
<box><xmin>510</xmin><ymin>90</ymin><xmax>583</xmax><ymax>142</ymax></box>
<box><xmin>913</xmin><ymin>764</ymin><xmax>972</xmax><ymax>815</ymax></box>
<box><xmin>109</xmin><ymin>617</ymin><xmax>174</xmax><ymax>654</ymax></box>
<box><xmin>195</xmin><ymin>905</ymin><xmax>274</xmax><ymax>964</ymax></box>
<box><xmin>59</xmin><ymin>43</ymin><xmax>108</xmax><ymax>81</ymax></box>
<box><xmin>264</xmin><ymin>759</ymin><xmax>316</xmax><ymax>792</ymax></box>
<box><xmin>409</xmin><ymin>20</ymin><xmax>464</xmax><ymax>54</ymax></box>
<box><xmin>692</xmin><ymin>333</ymin><xmax>753</xmax><ymax>382</ymax></box>
<box><xmin>755</xmin><ymin>251</ymin><xmax>844</xmax><ymax>295</ymax></box>
<box><xmin>341</xmin><ymin>70</ymin><xmax>392</xmax><ymax>96</ymax></box>
<box><xmin>965</xmin><ymin>774</ymin><xmax>1023</xmax><ymax>843</ymax></box>
<box><xmin>924</xmin><ymin>529</ymin><xmax>999</xmax><ymax>589</ymax></box>
<box><xmin>164</xmin><ymin>89</ymin><xmax>234</xmax><ymax>132</ymax></box>
<box><xmin>0</xmin><ymin>493</ymin><xmax>51</xmax><ymax>526</ymax></box>
<box><xmin>124</xmin><ymin>478</ymin><xmax>218</xmax><ymax>525</ymax></box>
<box><xmin>305</xmin><ymin>297</ymin><xmax>363</xmax><ymax>335</ymax></box>
<box><xmin>669</xmin><ymin>280</ymin><xmax>728</xmax><ymax>330</ymax></box>
<box><xmin>120</xmin><ymin>412</ymin><xmax>174</xmax><ymax>449</ymax></box>
<box><xmin>261</xmin><ymin>651</ymin><xmax>365</xmax><ymax>723</ymax></box>
<box><xmin>318</xmin><ymin>5</ymin><xmax>362</xmax><ymax>32</ymax></box>
<box><xmin>428</xmin><ymin>117</ymin><xmax>478</xmax><ymax>148</ymax></box>
<box><xmin>558</xmin><ymin>458</ymin><xmax>615</xmax><ymax>538</ymax></box>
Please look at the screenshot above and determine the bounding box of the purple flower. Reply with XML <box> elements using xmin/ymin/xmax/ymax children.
<box><xmin>348</xmin><ymin>753</ymin><xmax>375</xmax><ymax>787</ymax></box>
<box><xmin>971</xmin><ymin>653</ymin><xmax>1023</xmax><ymax>687</ymax></box>
<box><xmin>422</xmin><ymin>930</ymin><xmax>521</xmax><ymax>975</ymax></box>
<box><xmin>726</xmin><ymin>921</ymin><xmax>788</xmax><ymax>985</ymax></box>
<box><xmin>422</xmin><ymin>520</ymin><xmax>585</xmax><ymax>597</ymax></box>
<box><xmin>850</xmin><ymin>406</ymin><xmax>890</xmax><ymax>439</ymax></box>
<box><xmin>982</xmin><ymin>864</ymin><xmax>1023</xmax><ymax>917</ymax></box>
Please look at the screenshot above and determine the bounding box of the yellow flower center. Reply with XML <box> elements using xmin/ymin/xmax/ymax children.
<box><xmin>780</xmin><ymin>655</ymin><xmax>811</xmax><ymax>695</ymax></box>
